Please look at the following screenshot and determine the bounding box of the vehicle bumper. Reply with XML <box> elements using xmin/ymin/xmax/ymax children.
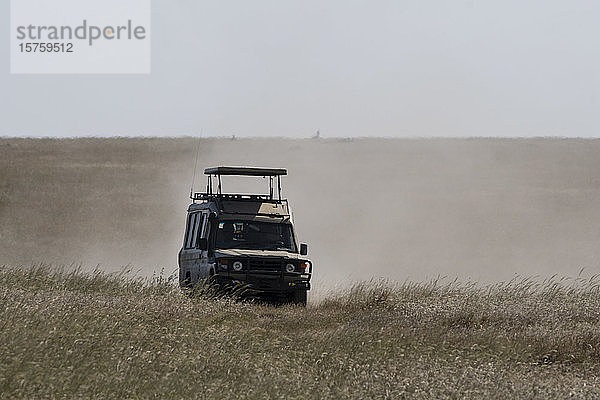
<box><xmin>213</xmin><ymin>271</ymin><xmax>311</xmax><ymax>294</ymax></box>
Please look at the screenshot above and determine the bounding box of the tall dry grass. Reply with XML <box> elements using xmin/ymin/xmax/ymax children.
<box><xmin>1</xmin><ymin>265</ymin><xmax>600</xmax><ymax>399</ymax></box>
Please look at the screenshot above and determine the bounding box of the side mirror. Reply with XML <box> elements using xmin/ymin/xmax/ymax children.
<box><xmin>197</xmin><ymin>238</ymin><xmax>208</xmax><ymax>250</ymax></box>
<box><xmin>300</xmin><ymin>243</ymin><xmax>308</xmax><ymax>256</ymax></box>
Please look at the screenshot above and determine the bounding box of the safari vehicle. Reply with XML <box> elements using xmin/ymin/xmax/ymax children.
<box><xmin>178</xmin><ymin>166</ymin><xmax>312</xmax><ymax>305</ymax></box>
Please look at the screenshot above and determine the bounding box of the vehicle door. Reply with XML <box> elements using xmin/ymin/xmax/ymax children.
<box><xmin>180</xmin><ymin>211</ymin><xmax>203</xmax><ymax>283</ymax></box>
<box><xmin>198</xmin><ymin>211</ymin><xmax>212</xmax><ymax>277</ymax></box>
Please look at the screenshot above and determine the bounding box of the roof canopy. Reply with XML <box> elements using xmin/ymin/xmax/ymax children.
<box><xmin>204</xmin><ymin>166</ymin><xmax>287</xmax><ymax>176</ymax></box>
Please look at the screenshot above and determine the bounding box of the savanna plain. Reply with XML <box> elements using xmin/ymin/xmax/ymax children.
<box><xmin>2</xmin><ymin>137</ymin><xmax>600</xmax><ymax>398</ymax></box>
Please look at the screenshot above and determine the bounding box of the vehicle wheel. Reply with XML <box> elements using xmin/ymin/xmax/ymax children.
<box><xmin>181</xmin><ymin>271</ymin><xmax>192</xmax><ymax>288</ymax></box>
<box><xmin>292</xmin><ymin>289</ymin><xmax>307</xmax><ymax>307</ymax></box>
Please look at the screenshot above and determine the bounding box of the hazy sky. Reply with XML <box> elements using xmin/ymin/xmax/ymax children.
<box><xmin>1</xmin><ymin>0</ymin><xmax>599</xmax><ymax>138</ymax></box>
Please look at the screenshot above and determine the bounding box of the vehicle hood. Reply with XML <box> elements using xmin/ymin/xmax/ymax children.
<box><xmin>215</xmin><ymin>248</ymin><xmax>302</xmax><ymax>260</ymax></box>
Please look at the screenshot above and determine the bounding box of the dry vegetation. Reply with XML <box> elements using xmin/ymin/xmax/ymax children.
<box><xmin>3</xmin><ymin>137</ymin><xmax>600</xmax><ymax>397</ymax></box>
<box><xmin>1</xmin><ymin>264</ymin><xmax>600</xmax><ymax>399</ymax></box>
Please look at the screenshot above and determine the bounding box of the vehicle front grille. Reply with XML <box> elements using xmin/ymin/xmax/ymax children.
<box><xmin>248</xmin><ymin>259</ymin><xmax>282</xmax><ymax>271</ymax></box>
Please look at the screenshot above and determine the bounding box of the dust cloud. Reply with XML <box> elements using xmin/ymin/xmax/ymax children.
<box><xmin>2</xmin><ymin>138</ymin><xmax>600</xmax><ymax>297</ymax></box>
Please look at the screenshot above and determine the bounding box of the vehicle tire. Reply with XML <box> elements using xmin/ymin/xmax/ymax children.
<box><xmin>292</xmin><ymin>289</ymin><xmax>307</xmax><ymax>307</ymax></box>
<box><xmin>180</xmin><ymin>271</ymin><xmax>192</xmax><ymax>288</ymax></box>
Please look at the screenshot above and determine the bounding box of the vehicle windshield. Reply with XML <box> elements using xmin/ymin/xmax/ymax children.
<box><xmin>215</xmin><ymin>220</ymin><xmax>297</xmax><ymax>252</ymax></box>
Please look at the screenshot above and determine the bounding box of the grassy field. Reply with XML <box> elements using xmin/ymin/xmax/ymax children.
<box><xmin>1</xmin><ymin>265</ymin><xmax>600</xmax><ymax>399</ymax></box>
<box><xmin>3</xmin><ymin>137</ymin><xmax>600</xmax><ymax>397</ymax></box>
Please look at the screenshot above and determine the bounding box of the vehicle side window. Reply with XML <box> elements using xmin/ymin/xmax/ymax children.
<box><xmin>183</xmin><ymin>213</ymin><xmax>193</xmax><ymax>247</ymax></box>
<box><xmin>192</xmin><ymin>214</ymin><xmax>205</xmax><ymax>248</ymax></box>
<box><xmin>185</xmin><ymin>213</ymin><xmax>198</xmax><ymax>249</ymax></box>
<box><xmin>199</xmin><ymin>214</ymin><xmax>208</xmax><ymax>238</ymax></box>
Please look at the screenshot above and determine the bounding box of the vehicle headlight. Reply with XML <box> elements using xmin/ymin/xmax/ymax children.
<box><xmin>232</xmin><ymin>261</ymin><xmax>243</xmax><ymax>271</ymax></box>
<box><xmin>285</xmin><ymin>263</ymin><xmax>295</xmax><ymax>273</ymax></box>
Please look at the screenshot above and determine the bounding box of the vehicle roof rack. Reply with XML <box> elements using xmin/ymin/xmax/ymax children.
<box><xmin>192</xmin><ymin>193</ymin><xmax>278</xmax><ymax>202</ymax></box>
<box><xmin>194</xmin><ymin>166</ymin><xmax>287</xmax><ymax>202</ymax></box>
<box><xmin>204</xmin><ymin>166</ymin><xmax>287</xmax><ymax>176</ymax></box>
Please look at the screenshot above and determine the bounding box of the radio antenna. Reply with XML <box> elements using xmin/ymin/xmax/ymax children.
<box><xmin>190</xmin><ymin>129</ymin><xmax>203</xmax><ymax>198</ymax></box>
